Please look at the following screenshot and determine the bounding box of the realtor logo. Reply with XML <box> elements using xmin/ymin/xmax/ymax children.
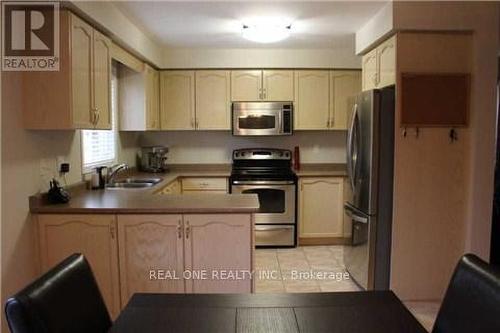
<box><xmin>2</xmin><ymin>1</ymin><xmax>59</xmax><ymax>71</ymax></box>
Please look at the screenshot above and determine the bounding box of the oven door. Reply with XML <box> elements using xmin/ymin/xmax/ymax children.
<box><xmin>233</xmin><ymin>109</ymin><xmax>282</xmax><ymax>136</ymax></box>
<box><xmin>231</xmin><ymin>181</ymin><xmax>295</xmax><ymax>224</ymax></box>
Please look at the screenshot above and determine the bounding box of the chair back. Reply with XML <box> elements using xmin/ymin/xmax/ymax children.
<box><xmin>432</xmin><ymin>253</ymin><xmax>500</xmax><ymax>333</ymax></box>
<box><xmin>5</xmin><ymin>253</ymin><xmax>111</xmax><ymax>333</ymax></box>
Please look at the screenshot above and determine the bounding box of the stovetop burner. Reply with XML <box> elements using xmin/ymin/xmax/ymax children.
<box><xmin>230</xmin><ymin>148</ymin><xmax>296</xmax><ymax>182</ymax></box>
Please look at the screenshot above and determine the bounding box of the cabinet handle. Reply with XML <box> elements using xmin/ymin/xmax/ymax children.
<box><xmin>185</xmin><ymin>221</ymin><xmax>190</xmax><ymax>239</ymax></box>
<box><xmin>262</xmin><ymin>88</ymin><xmax>266</xmax><ymax>100</ymax></box>
<box><xmin>95</xmin><ymin>109</ymin><xmax>100</xmax><ymax>126</ymax></box>
<box><xmin>191</xmin><ymin>118</ymin><xmax>195</xmax><ymax>128</ymax></box>
<box><xmin>110</xmin><ymin>225</ymin><xmax>115</xmax><ymax>239</ymax></box>
<box><xmin>195</xmin><ymin>119</ymin><xmax>199</xmax><ymax>129</ymax></box>
<box><xmin>177</xmin><ymin>220</ymin><xmax>182</xmax><ymax>239</ymax></box>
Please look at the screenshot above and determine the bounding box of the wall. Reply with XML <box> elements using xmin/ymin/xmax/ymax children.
<box><xmin>355</xmin><ymin>2</ymin><xmax>393</xmax><ymax>54</ymax></box>
<box><xmin>162</xmin><ymin>46</ymin><xmax>361</xmax><ymax>69</ymax></box>
<box><xmin>1</xmin><ymin>73</ymin><xmax>140</xmax><ymax>331</ymax></box>
<box><xmin>140</xmin><ymin>131</ymin><xmax>347</xmax><ymax>164</ymax></box>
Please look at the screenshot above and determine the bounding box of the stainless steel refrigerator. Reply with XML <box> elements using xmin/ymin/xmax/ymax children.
<box><xmin>343</xmin><ymin>86</ymin><xmax>395</xmax><ymax>290</ymax></box>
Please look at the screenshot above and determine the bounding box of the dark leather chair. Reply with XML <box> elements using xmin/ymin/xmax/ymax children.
<box><xmin>432</xmin><ymin>253</ymin><xmax>500</xmax><ymax>333</ymax></box>
<box><xmin>5</xmin><ymin>253</ymin><xmax>111</xmax><ymax>333</ymax></box>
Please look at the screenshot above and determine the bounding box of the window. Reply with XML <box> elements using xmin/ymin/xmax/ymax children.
<box><xmin>81</xmin><ymin>64</ymin><xmax>118</xmax><ymax>172</ymax></box>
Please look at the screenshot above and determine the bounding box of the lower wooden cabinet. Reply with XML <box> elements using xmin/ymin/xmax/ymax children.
<box><xmin>117</xmin><ymin>215</ymin><xmax>185</xmax><ymax>306</ymax></box>
<box><xmin>184</xmin><ymin>214</ymin><xmax>252</xmax><ymax>293</ymax></box>
<box><xmin>37</xmin><ymin>212</ymin><xmax>253</xmax><ymax>311</ymax></box>
<box><xmin>156</xmin><ymin>179</ymin><xmax>181</xmax><ymax>195</ymax></box>
<box><xmin>298</xmin><ymin>177</ymin><xmax>345</xmax><ymax>244</ymax></box>
<box><xmin>37</xmin><ymin>214</ymin><xmax>121</xmax><ymax>318</ymax></box>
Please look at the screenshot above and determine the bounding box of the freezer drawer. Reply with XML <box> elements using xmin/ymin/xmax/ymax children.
<box><xmin>255</xmin><ymin>225</ymin><xmax>295</xmax><ymax>247</ymax></box>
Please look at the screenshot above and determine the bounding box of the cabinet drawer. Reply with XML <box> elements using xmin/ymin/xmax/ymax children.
<box><xmin>181</xmin><ymin>177</ymin><xmax>228</xmax><ymax>191</ymax></box>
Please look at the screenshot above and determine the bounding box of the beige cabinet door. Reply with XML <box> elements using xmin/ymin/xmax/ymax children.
<box><xmin>294</xmin><ymin>70</ymin><xmax>330</xmax><ymax>130</ymax></box>
<box><xmin>117</xmin><ymin>215</ymin><xmax>185</xmax><ymax>306</ymax></box>
<box><xmin>330</xmin><ymin>70</ymin><xmax>361</xmax><ymax>130</ymax></box>
<box><xmin>377</xmin><ymin>35</ymin><xmax>396</xmax><ymax>88</ymax></box>
<box><xmin>299</xmin><ymin>177</ymin><xmax>344</xmax><ymax>238</ymax></box>
<box><xmin>92</xmin><ymin>29</ymin><xmax>112</xmax><ymax>129</ymax></box>
<box><xmin>231</xmin><ymin>70</ymin><xmax>262</xmax><ymax>101</ymax></box>
<box><xmin>362</xmin><ymin>48</ymin><xmax>378</xmax><ymax>91</ymax></box>
<box><xmin>160</xmin><ymin>71</ymin><xmax>195</xmax><ymax>130</ymax></box>
<box><xmin>195</xmin><ymin>71</ymin><xmax>231</xmax><ymax>130</ymax></box>
<box><xmin>184</xmin><ymin>214</ymin><xmax>252</xmax><ymax>293</ymax></box>
<box><xmin>70</xmin><ymin>14</ymin><xmax>93</xmax><ymax>128</ymax></box>
<box><xmin>145</xmin><ymin>65</ymin><xmax>160</xmax><ymax>130</ymax></box>
<box><xmin>37</xmin><ymin>214</ymin><xmax>120</xmax><ymax>318</ymax></box>
<box><xmin>262</xmin><ymin>70</ymin><xmax>294</xmax><ymax>101</ymax></box>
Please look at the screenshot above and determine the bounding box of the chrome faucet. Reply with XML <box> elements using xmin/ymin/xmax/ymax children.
<box><xmin>107</xmin><ymin>163</ymin><xmax>129</xmax><ymax>184</ymax></box>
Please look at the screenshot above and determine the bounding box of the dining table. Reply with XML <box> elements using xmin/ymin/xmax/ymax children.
<box><xmin>109</xmin><ymin>291</ymin><xmax>427</xmax><ymax>332</ymax></box>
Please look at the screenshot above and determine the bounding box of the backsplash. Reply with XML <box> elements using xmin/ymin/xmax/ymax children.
<box><xmin>139</xmin><ymin>131</ymin><xmax>347</xmax><ymax>164</ymax></box>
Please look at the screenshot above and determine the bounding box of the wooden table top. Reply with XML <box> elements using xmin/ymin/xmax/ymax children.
<box><xmin>109</xmin><ymin>291</ymin><xmax>427</xmax><ymax>333</ymax></box>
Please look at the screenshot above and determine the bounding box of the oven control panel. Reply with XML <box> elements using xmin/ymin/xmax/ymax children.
<box><xmin>233</xmin><ymin>149</ymin><xmax>291</xmax><ymax>160</ymax></box>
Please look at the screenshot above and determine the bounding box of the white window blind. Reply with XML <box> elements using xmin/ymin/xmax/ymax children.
<box><xmin>82</xmin><ymin>65</ymin><xmax>117</xmax><ymax>171</ymax></box>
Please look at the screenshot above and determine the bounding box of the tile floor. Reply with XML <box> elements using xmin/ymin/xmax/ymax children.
<box><xmin>255</xmin><ymin>246</ymin><xmax>440</xmax><ymax>332</ymax></box>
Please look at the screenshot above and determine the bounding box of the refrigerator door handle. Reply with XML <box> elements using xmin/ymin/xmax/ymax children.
<box><xmin>345</xmin><ymin>206</ymin><xmax>368</xmax><ymax>224</ymax></box>
<box><xmin>347</xmin><ymin>103</ymin><xmax>358</xmax><ymax>191</ymax></box>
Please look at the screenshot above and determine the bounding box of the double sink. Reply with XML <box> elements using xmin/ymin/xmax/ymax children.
<box><xmin>106</xmin><ymin>177</ymin><xmax>163</xmax><ymax>189</ymax></box>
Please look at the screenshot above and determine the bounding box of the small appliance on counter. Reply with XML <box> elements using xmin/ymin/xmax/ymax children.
<box><xmin>47</xmin><ymin>179</ymin><xmax>70</xmax><ymax>204</ymax></box>
<box><xmin>140</xmin><ymin>146</ymin><xmax>169</xmax><ymax>173</ymax></box>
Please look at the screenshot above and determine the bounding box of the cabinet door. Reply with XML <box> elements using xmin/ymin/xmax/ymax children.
<box><xmin>330</xmin><ymin>70</ymin><xmax>361</xmax><ymax>130</ymax></box>
<box><xmin>377</xmin><ymin>35</ymin><xmax>396</xmax><ymax>88</ymax></box>
<box><xmin>70</xmin><ymin>14</ymin><xmax>93</xmax><ymax>128</ymax></box>
<box><xmin>231</xmin><ymin>70</ymin><xmax>262</xmax><ymax>101</ymax></box>
<box><xmin>93</xmin><ymin>29</ymin><xmax>112</xmax><ymax>129</ymax></box>
<box><xmin>294</xmin><ymin>70</ymin><xmax>330</xmax><ymax>130</ymax></box>
<box><xmin>145</xmin><ymin>65</ymin><xmax>160</xmax><ymax>130</ymax></box>
<box><xmin>195</xmin><ymin>71</ymin><xmax>231</xmax><ymax>130</ymax></box>
<box><xmin>160</xmin><ymin>71</ymin><xmax>195</xmax><ymax>130</ymax></box>
<box><xmin>263</xmin><ymin>70</ymin><xmax>294</xmax><ymax>101</ymax></box>
<box><xmin>362</xmin><ymin>48</ymin><xmax>378</xmax><ymax>91</ymax></box>
<box><xmin>184</xmin><ymin>214</ymin><xmax>252</xmax><ymax>293</ymax></box>
<box><xmin>299</xmin><ymin>178</ymin><xmax>344</xmax><ymax>238</ymax></box>
<box><xmin>117</xmin><ymin>215</ymin><xmax>184</xmax><ymax>306</ymax></box>
<box><xmin>37</xmin><ymin>214</ymin><xmax>120</xmax><ymax>317</ymax></box>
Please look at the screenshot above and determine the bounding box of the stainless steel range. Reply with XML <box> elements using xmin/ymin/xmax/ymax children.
<box><xmin>229</xmin><ymin>148</ymin><xmax>297</xmax><ymax>247</ymax></box>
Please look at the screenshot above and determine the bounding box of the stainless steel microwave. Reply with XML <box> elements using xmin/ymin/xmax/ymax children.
<box><xmin>232</xmin><ymin>102</ymin><xmax>293</xmax><ymax>136</ymax></box>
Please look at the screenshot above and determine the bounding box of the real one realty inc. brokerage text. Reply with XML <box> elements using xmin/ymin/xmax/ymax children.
<box><xmin>149</xmin><ymin>269</ymin><xmax>351</xmax><ymax>281</ymax></box>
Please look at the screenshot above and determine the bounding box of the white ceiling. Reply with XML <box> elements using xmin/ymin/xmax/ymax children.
<box><xmin>115</xmin><ymin>1</ymin><xmax>388</xmax><ymax>49</ymax></box>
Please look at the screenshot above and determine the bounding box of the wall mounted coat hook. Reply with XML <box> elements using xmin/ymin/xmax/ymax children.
<box><xmin>415</xmin><ymin>127</ymin><xmax>420</xmax><ymax>138</ymax></box>
<box><xmin>449</xmin><ymin>128</ymin><xmax>458</xmax><ymax>143</ymax></box>
<box><xmin>403</xmin><ymin>127</ymin><xmax>407</xmax><ymax>138</ymax></box>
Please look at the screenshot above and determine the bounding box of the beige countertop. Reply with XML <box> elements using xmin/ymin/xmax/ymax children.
<box><xmin>30</xmin><ymin>164</ymin><xmax>257</xmax><ymax>214</ymax></box>
<box><xmin>29</xmin><ymin>163</ymin><xmax>346</xmax><ymax>214</ymax></box>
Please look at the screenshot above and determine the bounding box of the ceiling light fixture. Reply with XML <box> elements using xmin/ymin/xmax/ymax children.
<box><xmin>241</xmin><ymin>20</ymin><xmax>292</xmax><ymax>43</ymax></box>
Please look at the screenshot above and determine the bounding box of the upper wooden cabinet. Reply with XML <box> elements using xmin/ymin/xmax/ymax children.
<box><xmin>160</xmin><ymin>71</ymin><xmax>196</xmax><ymax>130</ymax></box>
<box><xmin>231</xmin><ymin>70</ymin><xmax>294</xmax><ymax>101</ymax></box>
<box><xmin>21</xmin><ymin>11</ymin><xmax>111</xmax><ymax>129</ymax></box>
<box><xmin>195</xmin><ymin>71</ymin><xmax>231</xmax><ymax>130</ymax></box>
<box><xmin>37</xmin><ymin>214</ymin><xmax>121</xmax><ymax>317</ymax></box>
<box><xmin>362</xmin><ymin>35</ymin><xmax>396</xmax><ymax>91</ymax></box>
<box><xmin>330</xmin><ymin>70</ymin><xmax>361</xmax><ymax>130</ymax></box>
<box><xmin>119</xmin><ymin>64</ymin><xmax>160</xmax><ymax>131</ymax></box>
<box><xmin>294</xmin><ymin>70</ymin><xmax>330</xmax><ymax>130</ymax></box>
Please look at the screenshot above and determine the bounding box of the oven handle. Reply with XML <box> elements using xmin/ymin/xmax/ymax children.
<box><xmin>231</xmin><ymin>180</ymin><xmax>295</xmax><ymax>185</ymax></box>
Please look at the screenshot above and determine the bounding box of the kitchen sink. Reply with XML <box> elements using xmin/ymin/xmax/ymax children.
<box><xmin>106</xmin><ymin>177</ymin><xmax>163</xmax><ymax>189</ymax></box>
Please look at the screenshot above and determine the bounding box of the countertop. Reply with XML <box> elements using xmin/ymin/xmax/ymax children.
<box><xmin>30</xmin><ymin>164</ymin><xmax>256</xmax><ymax>214</ymax></box>
<box><xmin>29</xmin><ymin>163</ymin><xmax>347</xmax><ymax>214</ymax></box>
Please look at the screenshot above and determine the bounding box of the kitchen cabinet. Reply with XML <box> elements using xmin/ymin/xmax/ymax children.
<box><xmin>119</xmin><ymin>63</ymin><xmax>160</xmax><ymax>131</ymax></box>
<box><xmin>160</xmin><ymin>71</ymin><xmax>195</xmax><ymax>130</ymax></box>
<box><xmin>195</xmin><ymin>71</ymin><xmax>231</xmax><ymax>129</ymax></box>
<box><xmin>181</xmin><ymin>177</ymin><xmax>228</xmax><ymax>194</ymax></box>
<box><xmin>294</xmin><ymin>70</ymin><xmax>330</xmax><ymax>130</ymax></box>
<box><xmin>157</xmin><ymin>179</ymin><xmax>182</xmax><ymax>195</ymax></box>
<box><xmin>117</xmin><ymin>215</ymin><xmax>185</xmax><ymax>305</ymax></box>
<box><xmin>362</xmin><ymin>35</ymin><xmax>396</xmax><ymax>91</ymax></box>
<box><xmin>330</xmin><ymin>70</ymin><xmax>362</xmax><ymax>130</ymax></box>
<box><xmin>37</xmin><ymin>214</ymin><xmax>120</xmax><ymax>317</ymax></box>
<box><xmin>21</xmin><ymin>11</ymin><xmax>111</xmax><ymax>129</ymax></box>
<box><xmin>298</xmin><ymin>177</ymin><xmax>344</xmax><ymax>242</ymax></box>
<box><xmin>231</xmin><ymin>70</ymin><xmax>294</xmax><ymax>101</ymax></box>
<box><xmin>184</xmin><ymin>214</ymin><xmax>252</xmax><ymax>293</ymax></box>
